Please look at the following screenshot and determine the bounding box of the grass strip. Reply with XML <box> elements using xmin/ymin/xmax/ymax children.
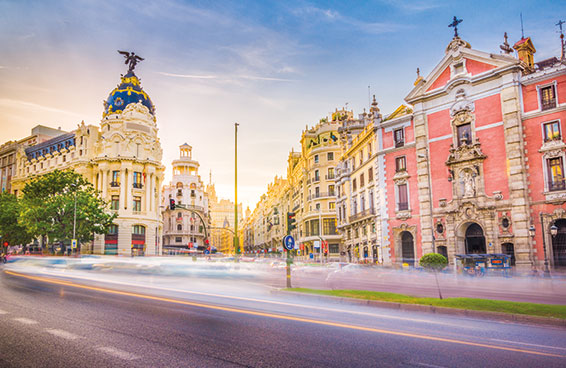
<box><xmin>287</xmin><ymin>288</ymin><xmax>566</xmax><ymax>320</ymax></box>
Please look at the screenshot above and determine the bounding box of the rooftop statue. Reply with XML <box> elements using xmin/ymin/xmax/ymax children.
<box><xmin>118</xmin><ymin>50</ymin><xmax>144</xmax><ymax>73</ymax></box>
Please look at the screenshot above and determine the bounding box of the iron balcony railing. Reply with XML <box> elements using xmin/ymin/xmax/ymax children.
<box><xmin>549</xmin><ymin>178</ymin><xmax>566</xmax><ymax>192</ymax></box>
<box><xmin>110</xmin><ymin>181</ymin><xmax>120</xmax><ymax>187</ymax></box>
<box><xmin>348</xmin><ymin>207</ymin><xmax>376</xmax><ymax>223</ymax></box>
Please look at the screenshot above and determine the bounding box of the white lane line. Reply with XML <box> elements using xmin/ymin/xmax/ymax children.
<box><xmin>13</xmin><ymin>317</ymin><xmax>38</xmax><ymax>325</ymax></box>
<box><xmin>35</xmin><ymin>269</ymin><xmax>463</xmax><ymax>327</ymax></box>
<box><xmin>44</xmin><ymin>329</ymin><xmax>81</xmax><ymax>340</ymax></box>
<box><xmin>96</xmin><ymin>346</ymin><xmax>138</xmax><ymax>360</ymax></box>
<box><xmin>0</xmin><ymin>309</ymin><xmax>8</xmax><ymax>315</ymax></box>
<box><xmin>489</xmin><ymin>338</ymin><xmax>566</xmax><ymax>351</ymax></box>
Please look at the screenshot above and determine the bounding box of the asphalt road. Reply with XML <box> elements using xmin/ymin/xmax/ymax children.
<box><xmin>1</xmin><ymin>269</ymin><xmax>565</xmax><ymax>367</ymax></box>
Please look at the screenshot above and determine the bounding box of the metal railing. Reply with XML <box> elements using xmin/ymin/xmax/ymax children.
<box><xmin>549</xmin><ymin>179</ymin><xmax>566</xmax><ymax>192</ymax></box>
<box><xmin>133</xmin><ymin>183</ymin><xmax>143</xmax><ymax>189</ymax></box>
<box><xmin>348</xmin><ymin>207</ymin><xmax>376</xmax><ymax>223</ymax></box>
<box><xmin>110</xmin><ymin>181</ymin><xmax>120</xmax><ymax>187</ymax></box>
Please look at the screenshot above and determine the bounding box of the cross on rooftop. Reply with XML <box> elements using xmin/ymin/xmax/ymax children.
<box><xmin>448</xmin><ymin>16</ymin><xmax>463</xmax><ymax>38</ymax></box>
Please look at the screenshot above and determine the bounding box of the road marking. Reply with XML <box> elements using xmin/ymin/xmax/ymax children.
<box><xmin>45</xmin><ymin>329</ymin><xmax>81</xmax><ymax>340</ymax></box>
<box><xmin>13</xmin><ymin>317</ymin><xmax>38</xmax><ymax>325</ymax></box>
<box><xmin>32</xmin><ymin>269</ymin><xmax>461</xmax><ymax>327</ymax></box>
<box><xmin>0</xmin><ymin>309</ymin><xmax>8</xmax><ymax>315</ymax></box>
<box><xmin>96</xmin><ymin>346</ymin><xmax>138</xmax><ymax>360</ymax></box>
<box><xmin>489</xmin><ymin>338</ymin><xmax>566</xmax><ymax>351</ymax></box>
<box><xmin>5</xmin><ymin>270</ymin><xmax>564</xmax><ymax>359</ymax></box>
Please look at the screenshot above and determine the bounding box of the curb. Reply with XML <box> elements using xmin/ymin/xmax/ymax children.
<box><xmin>271</xmin><ymin>289</ymin><xmax>566</xmax><ymax>328</ymax></box>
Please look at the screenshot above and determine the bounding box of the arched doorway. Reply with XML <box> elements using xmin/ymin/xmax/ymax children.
<box><xmin>465</xmin><ymin>223</ymin><xmax>486</xmax><ymax>254</ymax></box>
<box><xmin>401</xmin><ymin>231</ymin><xmax>415</xmax><ymax>266</ymax></box>
<box><xmin>552</xmin><ymin>219</ymin><xmax>566</xmax><ymax>268</ymax></box>
<box><xmin>437</xmin><ymin>245</ymin><xmax>448</xmax><ymax>260</ymax></box>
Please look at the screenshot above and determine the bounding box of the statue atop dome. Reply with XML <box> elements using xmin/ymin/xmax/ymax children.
<box><xmin>118</xmin><ymin>50</ymin><xmax>144</xmax><ymax>73</ymax></box>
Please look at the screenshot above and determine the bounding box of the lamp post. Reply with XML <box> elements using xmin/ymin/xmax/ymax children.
<box><xmin>234</xmin><ymin>122</ymin><xmax>240</xmax><ymax>257</ymax></box>
<box><xmin>70</xmin><ymin>183</ymin><xmax>78</xmax><ymax>256</ymax></box>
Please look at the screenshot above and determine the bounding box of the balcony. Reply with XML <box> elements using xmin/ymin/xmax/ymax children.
<box><xmin>307</xmin><ymin>192</ymin><xmax>336</xmax><ymax>201</ymax></box>
<box><xmin>133</xmin><ymin>183</ymin><xmax>143</xmax><ymax>189</ymax></box>
<box><xmin>110</xmin><ymin>181</ymin><xmax>120</xmax><ymax>187</ymax></box>
<box><xmin>541</xmin><ymin>98</ymin><xmax>557</xmax><ymax>111</ymax></box>
<box><xmin>348</xmin><ymin>207</ymin><xmax>376</xmax><ymax>223</ymax></box>
<box><xmin>549</xmin><ymin>179</ymin><xmax>566</xmax><ymax>192</ymax></box>
<box><xmin>325</xmin><ymin>173</ymin><xmax>335</xmax><ymax>180</ymax></box>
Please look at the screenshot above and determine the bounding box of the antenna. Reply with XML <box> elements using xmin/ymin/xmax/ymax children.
<box><xmin>557</xmin><ymin>20</ymin><xmax>565</xmax><ymax>60</ymax></box>
<box><xmin>521</xmin><ymin>12</ymin><xmax>525</xmax><ymax>39</ymax></box>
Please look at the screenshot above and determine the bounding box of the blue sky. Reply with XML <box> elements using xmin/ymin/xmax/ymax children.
<box><xmin>1</xmin><ymin>0</ymin><xmax>565</xmax><ymax>210</ymax></box>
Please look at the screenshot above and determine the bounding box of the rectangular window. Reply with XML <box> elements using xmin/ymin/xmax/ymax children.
<box><xmin>329</xmin><ymin>244</ymin><xmax>339</xmax><ymax>253</ymax></box>
<box><xmin>175</xmin><ymin>237</ymin><xmax>182</xmax><ymax>243</ymax></box>
<box><xmin>543</xmin><ymin>121</ymin><xmax>561</xmax><ymax>142</ymax></box>
<box><xmin>368</xmin><ymin>167</ymin><xmax>373</xmax><ymax>182</ymax></box>
<box><xmin>397</xmin><ymin>184</ymin><xmax>409</xmax><ymax>211</ymax></box>
<box><xmin>111</xmin><ymin>171</ymin><xmax>120</xmax><ymax>186</ymax></box>
<box><xmin>314</xmin><ymin>155</ymin><xmax>319</xmax><ymax>164</ymax></box>
<box><xmin>548</xmin><ymin>157</ymin><xmax>565</xmax><ymax>191</ymax></box>
<box><xmin>359</xmin><ymin>151</ymin><xmax>363</xmax><ymax>165</ymax></box>
<box><xmin>353</xmin><ymin>179</ymin><xmax>357</xmax><ymax>192</ymax></box>
<box><xmin>314</xmin><ymin>169</ymin><xmax>320</xmax><ymax>181</ymax></box>
<box><xmin>368</xmin><ymin>143</ymin><xmax>372</xmax><ymax>158</ymax></box>
<box><xmin>394</xmin><ymin>128</ymin><xmax>405</xmax><ymax>148</ymax></box>
<box><xmin>315</xmin><ymin>186</ymin><xmax>320</xmax><ymax>197</ymax></box>
<box><xmin>457</xmin><ymin>123</ymin><xmax>472</xmax><ymax>146</ymax></box>
<box><xmin>310</xmin><ymin>219</ymin><xmax>320</xmax><ymax>236</ymax></box>
<box><xmin>133</xmin><ymin>196</ymin><xmax>142</xmax><ymax>212</ymax></box>
<box><xmin>327</xmin><ymin>152</ymin><xmax>334</xmax><ymax>161</ymax></box>
<box><xmin>329</xmin><ymin>202</ymin><xmax>335</xmax><ymax>210</ymax></box>
<box><xmin>323</xmin><ymin>218</ymin><xmax>337</xmax><ymax>235</ymax></box>
<box><xmin>327</xmin><ymin>167</ymin><xmax>334</xmax><ymax>180</ymax></box>
<box><xmin>328</xmin><ymin>184</ymin><xmax>335</xmax><ymax>196</ymax></box>
<box><xmin>540</xmin><ymin>85</ymin><xmax>557</xmax><ymax>111</ymax></box>
<box><xmin>133</xmin><ymin>172</ymin><xmax>143</xmax><ymax>189</ymax></box>
<box><xmin>360</xmin><ymin>173</ymin><xmax>365</xmax><ymax>188</ymax></box>
<box><xmin>111</xmin><ymin>195</ymin><xmax>119</xmax><ymax>210</ymax></box>
<box><xmin>395</xmin><ymin>156</ymin><xmax>406</xmax><ymax>172</ymax></box>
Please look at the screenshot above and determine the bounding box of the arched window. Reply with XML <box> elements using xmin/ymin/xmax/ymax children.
<box><xmin>132</xmin><ymin>225</ymin><xmax>145</xmax><ymax>235</ymax></box>
<box><xmin>177</xmin><ymin>224</ymin><xmax>182</xmax><ymax>231</ymax></box>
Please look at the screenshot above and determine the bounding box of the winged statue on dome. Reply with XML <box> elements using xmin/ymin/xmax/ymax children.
<box><xmin>117</xmin><ymin>50</ymin><xmax>144</xmax><ymax>73</ymax></box>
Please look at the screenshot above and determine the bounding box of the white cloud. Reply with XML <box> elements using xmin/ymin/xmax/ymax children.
<box><xmin>0</xmin><ymin>98</ymin><xmax>85</xmax><ymax>119</ymax></box>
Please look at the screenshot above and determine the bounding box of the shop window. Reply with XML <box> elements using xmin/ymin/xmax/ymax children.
<box><xmin>547</xmin><ymin>157</ymin><xmax>565</xmax><ymax>191</ymax></box>
<box><xmin>540</xmin><ymin>85</ymin><xmax>557</xmax><ymax>111</ymax></box>
<box><xmin>543</xmin><ymin>121</ymin><xmax>561</xmax><ymax>142</ymax></box>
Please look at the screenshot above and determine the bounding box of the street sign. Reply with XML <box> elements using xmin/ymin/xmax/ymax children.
<box><xmin>313</xmin><ymin>240</ymin><xmax>320</xmax><ymax>249</ymax></box>
<box><xmin>283</xmin><ymin>235</ymin><xmax>295</xmax><ymax>251</ymax></box>
<box><xmin>71</xmin><ymin>239</ymin><xmax>77</xmax><ymax>249</ymax></box>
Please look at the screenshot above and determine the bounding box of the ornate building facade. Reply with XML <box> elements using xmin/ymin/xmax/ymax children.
<box><xmin>161</xmin><ymin>144</ymin><xmax>209</xmax><ymax>254</ymax></box>
<box><xmin>11</xmin><ymin>60</ymin><xmax>165</xmax><ymax>256</ymax></box>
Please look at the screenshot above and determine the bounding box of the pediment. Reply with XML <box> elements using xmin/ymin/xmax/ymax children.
<box><xmin>406</xmin><ymin>42</ymin><xmax>519</xmax><ymax>103</ymax></box>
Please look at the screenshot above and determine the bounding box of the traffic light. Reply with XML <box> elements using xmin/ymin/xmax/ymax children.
<box><xmin>287</xmin><ymin>212</ymin><xmax>296</xmax><ymax>234</ymax></box>
<box><xmin>169</xmin><ymin>198</ymin><xmax>176</xmax><ymax>210</ymax></box>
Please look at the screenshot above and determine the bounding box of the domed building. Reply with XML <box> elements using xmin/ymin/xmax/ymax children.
<box><xmin>12</xmin><ymin>53</ymin><xmax>165</xmax><ymax>256</ymax></box>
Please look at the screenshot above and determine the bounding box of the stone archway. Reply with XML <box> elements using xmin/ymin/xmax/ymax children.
<box><xmin>456</xmin><ymin>222</ymin><xmax>486</xmax><ymax>254</ymax></box>
<box><xmin>551</xmin><ymin>219</ymin><xmax>566</xmax><ymax>268</ymax></box>
<box><xmin>465</xmin><ymin>223</ymin><xmax>486</xmax><ymax>254</ymax></box>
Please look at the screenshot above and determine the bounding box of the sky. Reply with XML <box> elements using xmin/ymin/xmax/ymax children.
<box><xmin>1</xmin><ymin>0</ymin><xmax>565</xmax><ymax>210</ymax></box>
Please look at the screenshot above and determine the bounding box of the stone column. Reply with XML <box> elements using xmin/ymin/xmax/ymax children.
<box><xmin>101</xmin><ymin>169</ymin><xmax>108</xmax><ymax>199</ymax></box>
<box><xmin>500</xmin><ymin>79</ymin><xmax>532</xmax><ymax>270</ymax></box>
<box><xmin>145</xmin><ymin>173</ymin><xmax>151</xmax><ymax>214</ymax></box>
<box><xmin>120</xmin><ymin>167</ymin><xmax>126</xmax><ymax>211</ymax></box>
<box><xmin>414</xmin><ymin>109</ymin><xmax>434</xmax><ymax>255</ymax></box>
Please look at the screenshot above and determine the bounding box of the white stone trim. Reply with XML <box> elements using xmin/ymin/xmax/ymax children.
<box><xmin>428</xmin><ymin>134</ymin><xmax>453</xmax><ymax>143</ymax></box>
<box><xmin>476</xmin><ymin>121</ymin><xmax>504</xmax><ymax>131</ymax></box>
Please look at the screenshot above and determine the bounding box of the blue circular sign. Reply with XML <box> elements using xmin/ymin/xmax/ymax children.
<box><xmin>283</xmin><ymin>235</ymin><xmax>295</xmax><ymax>251</ymax></box>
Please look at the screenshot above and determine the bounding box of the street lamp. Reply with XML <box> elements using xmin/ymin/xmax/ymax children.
<box><xmin>539</xmin><ymin>213</ymin><xmax>552</xmax><ymax>277</ymax></box>
<box><xmin>70</xmin><ymin>182</ymin><xmax>78</xmax><ymax>256</ymax></box>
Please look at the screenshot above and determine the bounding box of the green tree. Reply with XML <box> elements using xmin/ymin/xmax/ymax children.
<box><xmin>419</xmin><ymin>253</ymin><xmax>448</xmax><ymax>300</ymax></box>
<box><xmin>20</xmin><ymin>170</ymin><xmax>117</xmax><ymax>253</ymax></box>
<box><xmin>0</xmin><ymin>192</ymin><xmax>33</xmax><ymax>252</ymax></box>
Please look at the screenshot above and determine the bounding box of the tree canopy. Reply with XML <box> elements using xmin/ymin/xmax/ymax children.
<box><xmin>20</xmin><ymin>170</ymin><xmax>117</xmax><ymax>246</ymax></box>
<box><xmin>419</xmin><ymin>253</ymin><xmax>448</xmax><ymax>271</ymax></box>
<box><xmin>0</xmin><ymin>192</ymin><xmax>33</xmax><ymax>247</ymax></box>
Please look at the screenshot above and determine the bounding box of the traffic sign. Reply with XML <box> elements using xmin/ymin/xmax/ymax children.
<box><xmin>283</xmin><ymin>235</ymin><xmax>295</xmax><ymax>251</ymax></box>
<box><xmin>71</xmin><ymin>239</ymin><xmax>77</xmax><ymax>249</ymax></box>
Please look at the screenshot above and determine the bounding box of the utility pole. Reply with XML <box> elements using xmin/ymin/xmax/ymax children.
<box><xmin>234</xmin><ymin>123</ymin><xmax>240</xmax><ymax>257</ymax></box>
